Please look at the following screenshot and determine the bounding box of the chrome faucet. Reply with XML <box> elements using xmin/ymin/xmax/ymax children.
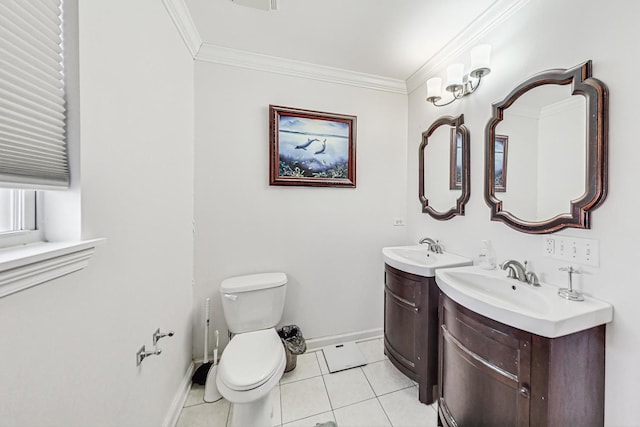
<box><xmin>500</xmin><ymin>259</ymin><xmax>540</xmax><ymax>286</ymax></box>
<box><xmin>500</xmin><ymin>260</ymin><xmax>527</xmax><ymax>282</ymax></box>
<box><xmin>419</xmin><ymin>237</ymin><xmax>444</xmax><ymax>254</ymax></box>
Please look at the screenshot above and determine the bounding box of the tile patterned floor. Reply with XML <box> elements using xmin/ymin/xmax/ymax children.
<box><xmin>176</xmin><ymin>338</ymin><xmax>439</xmax><ymax>427</ymax></box>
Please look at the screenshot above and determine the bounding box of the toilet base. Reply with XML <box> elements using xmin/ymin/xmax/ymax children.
<box><xmin>229</xmin><ymin>392</ymin><xmax>274</xmax><ymax>427</ymax></box>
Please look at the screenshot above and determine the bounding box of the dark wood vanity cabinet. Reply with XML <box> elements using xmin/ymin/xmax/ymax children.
<box><xmin>438</xmin><ymin>293</ymin><xmax>606</xmax><ymax>427</ymax></box>
<box><xmin>383</xmin><ymin>264</ymin><xmax>439</xmax><ymax>404</ymax></box>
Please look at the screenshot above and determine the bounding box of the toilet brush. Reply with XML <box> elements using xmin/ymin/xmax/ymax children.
<box><xmin>204</xmin><ymin>330</ymin><xmax>222</xmax><ymax>402</ymax></box>
<box><xmin>191</xmin><ymin>298</ymin><xmax>213</xmax><ymax>385</ymax></box>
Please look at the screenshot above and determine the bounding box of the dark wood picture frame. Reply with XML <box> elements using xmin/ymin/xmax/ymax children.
<box><xmin>494</xmin><ymin>134</ymin><xmax>508</xmax><ymax>192</ymax></box>
<box><xmin>269</xmin><ymin>105</ymin><xmax>357</xmax><ymax>187</ymax></box>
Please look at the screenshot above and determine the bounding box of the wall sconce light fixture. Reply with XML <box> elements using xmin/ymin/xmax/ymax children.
<box><xmin>426</xmin><ymin>44</ymin><xmax>492</xmax><ymax>107</ymax></box>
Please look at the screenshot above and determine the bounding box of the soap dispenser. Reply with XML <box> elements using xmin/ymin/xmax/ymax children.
<box><xmin>478</xmin><ymin>240</ymin><xmax>496</xmax><ymax>269</ymax></box>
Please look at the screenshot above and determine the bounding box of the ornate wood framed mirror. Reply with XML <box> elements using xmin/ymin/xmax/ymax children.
<box><xmin>484</xmin><ymin>60</ymin><xmax>608</xmax><ymax>234</ymax></box>
<box><xmin>419</xmin><ymin>114</ymin><xmax>470</xmax><ymax>220</ymax></box>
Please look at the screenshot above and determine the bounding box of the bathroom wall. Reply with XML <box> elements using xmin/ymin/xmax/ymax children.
<box><xmin>0</xmin><ymin>1</ymin><xmax>195</xmax><ymax>426</ymax></box>
<box><xmin>192</xmin><ymin>62</ymin><xmax>408</xmax><ymax>356</ymax></box>
<box><xmin>536</xmin><ymin>98</ymin><xmax>586</xmax><ymax>219</ymax></box>
<box><xmin>406</xmin><ymin>0</ymin><xmax>640</xmax><ymax>425</ymax></box>
<box><xmin>494</xmin><ymin>112</ymin><xmax>538</xmax><ymax>218</ymax></box>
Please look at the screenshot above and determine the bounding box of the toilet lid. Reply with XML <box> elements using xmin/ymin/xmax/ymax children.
<box><xmin>218</xmin><ymin>329</ymin><xmax>284</xmax><ymax>391</ymax></box>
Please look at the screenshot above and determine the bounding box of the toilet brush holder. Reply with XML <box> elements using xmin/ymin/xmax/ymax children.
<box><xmin>203</xmin><ymin>364</ymin><xmax>221</xmax><ymax>402</ymax></box>
<box><xmin>204</xmin><ymin>331</ymin><xmax>222</xmax><ymax>402</ymax></box>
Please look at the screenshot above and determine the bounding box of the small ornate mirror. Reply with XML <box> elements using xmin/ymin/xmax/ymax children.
<box><xmin>419</xmin><ymin>114</ymin><xmax>470</xmax><ymax>220</ymax></box>
<box><xmin>485</xmin><ymin>61</ymin><xmax>608</xmax><ymax>233</ymax></box>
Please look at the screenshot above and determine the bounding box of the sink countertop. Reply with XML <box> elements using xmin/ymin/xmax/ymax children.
<box><xmin>382</xmin><ymin>245</ymin><xmax>473</xmax><ymax>277</ymax></box>
<box><xmin>435</xmin><ymin>265</ymin><xmax>613</xmax><ymax>338</ymax></box>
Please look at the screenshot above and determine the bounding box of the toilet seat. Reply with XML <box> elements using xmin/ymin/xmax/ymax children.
<box><xmin>218</xmin><ymin>328</ymin><xmax>285</xmax><ymax>392</ymax></box>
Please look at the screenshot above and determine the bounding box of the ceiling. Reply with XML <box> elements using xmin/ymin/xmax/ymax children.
<box><xmin>183</xmin><ymin>0</ymin><xmax>497</xmax><ymax>81</ymax></box>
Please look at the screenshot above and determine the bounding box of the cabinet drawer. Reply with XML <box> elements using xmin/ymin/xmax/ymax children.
<box><xmin>384</xmin><ymin>265</ymin><xmax>424</xmax><ymax>307</ymax></box>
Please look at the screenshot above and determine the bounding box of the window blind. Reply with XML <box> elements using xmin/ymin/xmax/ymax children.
<box><xmin>0</xmin><ymin>0</ymin><xmax>69</xmax><ymax>190</ymax></box>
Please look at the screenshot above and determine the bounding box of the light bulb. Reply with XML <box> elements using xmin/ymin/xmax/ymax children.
<box><xmin>445</xmin><ymin>63</ymin><xmax>464</xmax><ymax>92</ymax></box>
<box><xmin>426</xmin><ymin>77</ymin><xmax>442</xmax><ymax>102</ymax></box>
<box><xmin>470</xmin><ymin>44</ymin><xmax>491</xmax><ymax>78</ymax></box>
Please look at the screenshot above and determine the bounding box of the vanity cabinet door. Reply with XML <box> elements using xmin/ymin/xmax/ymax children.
<box><xmin>439</xmin><ymin>293</ymin><xmax>532</xmax><ymax>427</ymax></box>
<box><xmin>384</xmin><ymin>265</ymin><xmax>420</xmax><ymax>373</ymax></box>
<box><xmin>437</xmin><ymin>293</ymin><xmax>606</xmax><ymax>427</ymax></box>
<box><xmin>383</xmin><ymin>264</ymin><xmax>438</xmax><ymax>404</ymax></box>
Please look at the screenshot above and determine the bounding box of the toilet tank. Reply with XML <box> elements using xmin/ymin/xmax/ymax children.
<box><xmin>220</xmin><ymin>272</ymin><xmax>287</xmax><ymax>334</ymax></box>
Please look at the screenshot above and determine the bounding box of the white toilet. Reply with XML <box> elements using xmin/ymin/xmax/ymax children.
<box><xmin>216</xmin><ymin>272</ymin><xmax>288</xmax><ymax>427</ymax></box>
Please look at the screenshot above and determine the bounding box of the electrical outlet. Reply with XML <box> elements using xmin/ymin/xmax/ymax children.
<box><xmin>557</xmin><ymin>238</ymin><xmax>566</xmax><ymax>258</ymax></box>
<box><xmin>542</xmin><ymin>236</ymin><xmax>599</xmax><ymax>267</ymax></box>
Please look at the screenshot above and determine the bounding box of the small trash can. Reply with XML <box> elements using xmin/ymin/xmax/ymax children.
<box><xmin>277</xmin><ymin>325</ymin><xmax>306</xmax><ymax>372</ymax></box>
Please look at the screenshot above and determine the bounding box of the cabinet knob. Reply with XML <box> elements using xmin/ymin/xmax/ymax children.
<box><xmin>519</xmin><ymin>385</ymin><xmax>530</xmax><ymax>399</ymax></box>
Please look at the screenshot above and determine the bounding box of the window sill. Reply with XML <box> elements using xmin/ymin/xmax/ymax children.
<box><xmin>0</xmin><ymin>239</ymin><xmax>105</xmax><ymax>299</ymax></box>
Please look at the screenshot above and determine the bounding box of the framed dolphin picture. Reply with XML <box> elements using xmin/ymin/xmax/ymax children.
<box><xmin>269</xmin><ymin>105</ymin><xmax>357</xmax><ymax>187</ymax></box>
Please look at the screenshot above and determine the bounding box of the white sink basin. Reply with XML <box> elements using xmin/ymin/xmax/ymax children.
<box><xmin>435</xmin><ymin>266</ymin><xmax>613</xmax><ymax>338</ymax></box>
<box><xmin>382</xmin><ymin>245</ymin><xmax>472</xmax><ymax>277</ymax></box>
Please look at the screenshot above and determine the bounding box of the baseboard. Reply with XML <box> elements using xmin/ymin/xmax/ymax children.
<box><xmin>162</xmin><ymin>361</ymin><xmax>194</xmax><ymax>427</ymax></box>
<box><xmin>305</xmin><ymin>328</ymin><xmax>383</xmax><ymax>352</ymax></box>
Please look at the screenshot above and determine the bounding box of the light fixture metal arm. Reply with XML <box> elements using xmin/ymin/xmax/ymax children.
<box><xmin>427</xmin><ymin>75</ymin><xmax>484</xmax><ymax>107</ymax></box>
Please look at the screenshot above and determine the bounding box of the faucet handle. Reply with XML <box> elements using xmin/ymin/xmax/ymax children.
<box><xmin>526</xmin><ymin>271</ymin><xmax>540</xmax><ymax>286</ymax></box>
<box><xmin>523</xmin><ymin>261</ymin><xmax>540</xmax><ymax>286</ymax></box>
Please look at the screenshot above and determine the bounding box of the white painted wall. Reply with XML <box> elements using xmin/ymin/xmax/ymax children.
<box><xmin>495</xmin><ymin>111</ymin><xmax>538</xmax><ymax>219</ymax></box>
<box><xmin>193</xmin><ymin>62</ymin><xmax>408</xmax><ymax>355</ymax></box>
<box><xmin>537</xmin><ymin>97</ymin><xmax>586</xmax><ymax>219</ymax></box>
<box><xmin>0</xmin><ymin>1</ymin><xmax>195</xmax><ymax>426</ymax></box>
<box><xmin>407</xmin><ymin>1</ymin><xmax>640</xmax><ymax>425</ymax></box>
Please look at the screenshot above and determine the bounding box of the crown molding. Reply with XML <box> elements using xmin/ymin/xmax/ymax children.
<box><xmin>405</xmin><ymin>0</ymin><xmax>532</xmax><ymax>94</ymax></box>
<box><xmin>163</xmin><ymin>0</ymin><xmax>530</xmax><ymax>96</ymax></box>
<box><xmin>196</xmin><ymin>43</ymin><xmax>407</xmax><ymax>94</ymax></box>
<box><xmin>162</xmin><ymin>0</ymin><xmax>405</xmax><ymax>93</ymax></box>
<box><xmin>162</xmin><ymin>0</ymin><xmax>202</xmax><ymax>57</ymax></box>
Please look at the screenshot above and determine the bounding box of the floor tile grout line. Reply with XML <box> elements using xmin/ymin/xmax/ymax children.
<box><xmin>283</xmin><ymin>408</ymin><xmax>334</xmax><ymax>426</ymax></box>
<box><xmin>374</xmin><ymin>384</ymin><xmax>418</xmax><ymax>398</ymax></box>
<box><xmin>318</xmin><ymin>352</ymin><xmax>337</xmax><ymax>411</ymax></box>
<box><xmin>279</xmin><ymin>371</ymin><xmax>323</xmax><ymax>386</ymax></box>
<box><xmin>321</xmin><ymin>366</ymin><xmax>378</xmax><ymax>412</ymax></box>
<box><xmin>376</xmin><ymin>393</ymin><xmax>395</xmax><ymax>427</ymax></box>
<box><xmin>280</xmin><ymin>355</ymin><xmax>331</xmax><ymax>425</ymax></box>
<box><xmin>277</xmin><ymin>383</ymin><xmax>283</xmax><ymax>427</ymax></box>
<box><xmin>360</xmin><ymin>364</ymin><xmax>406</xmax><ymax>425</ymax></box>
<box><xmin>282</xmin><ymin>410</ymin><xmax>335</xmax><ymax>427</ymax></box>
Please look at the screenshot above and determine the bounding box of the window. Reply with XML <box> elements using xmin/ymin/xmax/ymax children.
<box><xmin>0</xmin><ymin>1</ymin><xmax>70</xmax><ymax>188</ymax></box>
<box><xmin>0</xmin><ymin>189</ymin><xmax>36</xmax><ymax>233</ymax></box>
<box><xmin>0</xmin><ymin>1</ymin><xmax>69</xmax><ymax>244</ymax></box>
<box><xmin>0</xmin><ymin>1</ymin><xmax>97</xmax><ymax>299</ymax></box>
<box><xmin>0</xmin><ymin>189</ymin><xmax>40</xmax><ymax>249</ymax></box>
